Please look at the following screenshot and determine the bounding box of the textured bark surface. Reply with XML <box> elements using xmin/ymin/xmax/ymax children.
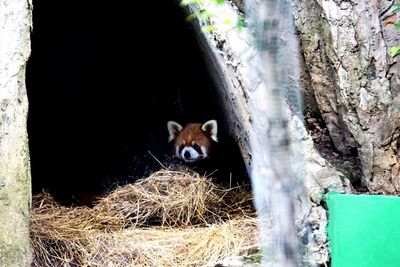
<box><xmin>0</xmin><ymin>0</ymin><xmax>32</xmax><ymax>266</ymax></box>
<box><xmin>294</xmin><ymin>0</ymin><xmax>400</xmax><ymax>194</ymax></box>
<box><xmin>179</xmin><ymin>1</ymin><xmax>351</xmax><ymax>265</ymax></box>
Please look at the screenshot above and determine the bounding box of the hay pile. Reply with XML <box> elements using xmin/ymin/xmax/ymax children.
<box><xmin>31</xmin><ymin>169</ymin><xmax>259</xmax><ymax>266</ymax></box>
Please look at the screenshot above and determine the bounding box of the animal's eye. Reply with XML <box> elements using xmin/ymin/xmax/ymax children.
<box><xmin>192</xmin><ymin>143</ymin><xmax>201</xmax><ymax>151</ymax></box>
<box><xmin>192</xmin><ymin>143</ymin><xmax>200</xmax><ymax>149</ymax></box>
<box><xmin>179</xmin><ymin>144</ymin><xmax>185</xmax><ymax>153</ymax></box>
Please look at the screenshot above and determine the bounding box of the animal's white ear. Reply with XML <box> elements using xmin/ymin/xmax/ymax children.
<box><xmin>167</xmin><ymin>121</ymin><xmax>183</xmax><ymax>142</ymax></box>
<box><xmin>201</xmin><ymin>120</ymin><xmax>218</xmax><ymax>142</ymax></box>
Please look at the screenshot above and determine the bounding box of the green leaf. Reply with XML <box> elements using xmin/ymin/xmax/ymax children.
<box><xmin>389</xmin><ymin>46</ymin><xmax>400</xmax><ymax>57</ymax></box>
<box><xmin>185</xmin><ymin>13</ymin><xmax>197</xmax><ymax>22</ymax></box>
<box><xmin>395</xmin><ymin>22</ymin><xmax>400</xmax><ymax>29</ymax></box>
<box><xmin>202</xmin><ymin>25</ymin><xmax>217</xmax><ymax>32</ymax></box>
<box><xmin>199</xmin><ymin>9</ymin><xmax>213</xmax><ymax>19</ymax></box>
<box><xmin>392</xmin><ymin>3</ymin><xmax>400</xmax><ymax>13</ymax></box>
<box><xmin>223</xmin><ymin>18</ymin><xmax>233</xmax><ymax>25</ymax></box>
<box><xmin>237</xmin><ymin>18</ymin><xmax>245</xmax><ymax>30</ymax></box>
<box><xmin>180</xmin><ymin>0</ymin><xmax>198</xmax><ymax>6</ymax></box>
<box><xmin>215</xmin><ymin>0</ymin><xmax>225</xmax><ymax>4</ymax></box>
<box><xmin>393</xmin><ymin>7</ymin><xmax>400</xmax><ymax>13</ymax></box>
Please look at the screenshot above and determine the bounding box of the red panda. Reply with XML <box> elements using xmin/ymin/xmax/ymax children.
<box><xmin>167</xmin><ymin>120</ymin><xmax>218</xmax><ymax>163</ymax></box>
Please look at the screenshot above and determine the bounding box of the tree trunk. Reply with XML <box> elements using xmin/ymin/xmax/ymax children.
<box><xmin>294</xmin><ymin>0</ymin><xmax>400</xmax><ymax>194</ymax></box>
<box><xmin>178</xmin><ymin>1</ymin><xmax>351</xmax><ymax>265</ymax></box>
<box><xmin>0</xmin><ymin>0</ymin><xmax>32</xmax><ymax>266</ymax></box>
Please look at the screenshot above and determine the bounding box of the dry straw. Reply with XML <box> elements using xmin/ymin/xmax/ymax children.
<box><xmin>31</xmin><ymin>169</ymin><xmax>259</xmax><ymax>266</ymax></box>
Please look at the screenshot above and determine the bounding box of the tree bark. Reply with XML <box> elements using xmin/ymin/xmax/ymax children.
<box><xmin>293</xmin><ymin>0</ymin><xmax>400</xmax><ymax>194</ymax></box>
<box><xmin>0</xmin><ymin>0</ymin><xmax>32</xmax><ymax>266</ymax></box>
<box><xmin>178</xmin><ymin>1</ymin><xmax>351</xmax><ymax>265</ymax></box>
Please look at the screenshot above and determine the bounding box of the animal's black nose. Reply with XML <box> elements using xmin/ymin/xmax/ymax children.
<box><xmin>184</xmin><ymin>151</ymin><xmax>191</xmax><ymax>159</ymax></box>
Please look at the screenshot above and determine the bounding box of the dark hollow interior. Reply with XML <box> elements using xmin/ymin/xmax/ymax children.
<box><xmin>27</xmin><ymin>0</ymin><xmax>249</xmax><ymax>205</ymax></box>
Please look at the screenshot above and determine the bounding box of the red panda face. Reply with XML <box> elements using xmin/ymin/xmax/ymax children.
<box><xmin>167</xmin><ymin>120</ymin><xmax>218</xmax><ymax>163</ymax></box>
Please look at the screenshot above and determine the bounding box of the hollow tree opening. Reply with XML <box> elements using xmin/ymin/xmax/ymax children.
<box><xmin>26</xmin><ymin>0</ymin><xmax>249</xmax><ymax>205</ymax></box>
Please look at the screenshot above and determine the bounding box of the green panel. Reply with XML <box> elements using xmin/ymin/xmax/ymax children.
<box><xmin>326</xmin><ymin>192</ymin><xmax>400</xmax><ymax>267</ymax></box>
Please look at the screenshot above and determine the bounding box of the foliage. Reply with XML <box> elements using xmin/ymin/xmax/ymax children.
<box><xmin>390</xmin><ymin>2</ymin><xmax>400</xmax><ymax>57</ymax></box>
<box><xmin>390</xmin><ymin>46</ymin><xmax>400</xmax><ymax>57</ymax></box>
<box><xmin>392</xmin><ymin>2</ymin><xmax>400</xmax><ymax>14</ymax></box>
<box><xmin>180</xmin><ymin>0</ymin><xmax>245</xmax><ymax>33</ymax></box>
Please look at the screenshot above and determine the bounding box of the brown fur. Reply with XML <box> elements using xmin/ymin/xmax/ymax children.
<box><xmin>168</xmin><ymin>120</ymin><xmax>218</xmax><ymax>162</ymax></box>
<box><xmin>174</xmin><ymin>123</ymin><xmax>213</xmax><ymax>149</ymax></box>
